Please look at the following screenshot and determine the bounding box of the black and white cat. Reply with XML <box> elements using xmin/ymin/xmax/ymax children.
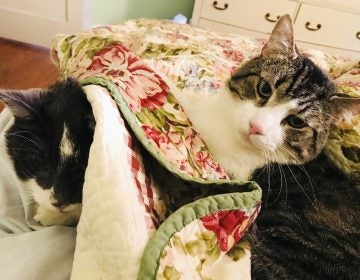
<box><xmin>0</xmin><ymin>78</ymin><xmax>94</xmax><ymax>226</ymax></box>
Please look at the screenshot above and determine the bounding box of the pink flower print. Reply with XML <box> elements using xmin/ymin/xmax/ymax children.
<box><xmin>210</xmin><ymin>39</ymin><xmax>233</xmax><ymax>48</ymax></box>
<box><xmin>234</xmin><ymin>202</ymin><xmax>261</xmax><ymax>242</ymax></box>
<box><xmin>230</xmin><ymin>66</ymin><xmax>238</xmax><ymax>75</ymax></box>
<box><xmin>184</xmin><ymin>128</ymin><xmax>203</xmax><ymax>153</ymax></box>
<box><xmin>195</xmin><ymin>151</ymin><xmax>213</xmax><ymax>169</ymax></box>
<box><xmin>201</xmin><ymin>210</ymin><xmax>250</xmax><ymax>252</ymax></box>
<box><xmin>86</xmin><ymin>44</ymin><xmax>169</xmax><ymax>112</ymax></box>
<box><xmin>348</xmin><ymin>68</ymin><xmax>360</xmax><ymax>75</ymax></box>
<box><xmin>223</xmin><ymin>49</ymin><xmax>244</xmax><ymax>63</ymax></box>
<box><xmin>167</xmin><ymin>131</ymin><xmax>182</xmax><ymax>145</ymax></box>
<box><xmin>210</xmin><ymin>162</ymin><xmax>228</xmax><ymax>179</ymax></box>
<box><xmin>178</xmin><ymin>159</ymin><xmax>193</xmax><ymax>174</ymax></box>
<box><xmin>142</xmin><ymin>125</ymin><xmax>169</xmax><ymax>148</ymax></box>
<box><xmin>142</xmin><ymin>125</ymin><xmax>185</xmax><ymax>165</ymax></box>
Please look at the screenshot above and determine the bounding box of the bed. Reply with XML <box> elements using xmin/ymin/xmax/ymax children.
<box><xmin>1</xmin><ymin>19</ymin><xmax>359</xmax><ymax>280</ymax></box>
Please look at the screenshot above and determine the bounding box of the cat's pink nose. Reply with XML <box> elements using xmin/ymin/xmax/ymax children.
<box><xmin>249</xmin><ymin>120</ymin><xmax>264</xmax><ymax>135</ymax></box>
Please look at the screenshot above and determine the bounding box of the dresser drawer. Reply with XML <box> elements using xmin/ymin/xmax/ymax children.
<box><xmin>198</xmin><ymin>18</ymin><xmax>268</xmax><ymax>39</ymax></box>
<box><xmin>200</xmin><ymin>0</ymin><xmax>298</xmax><ymax>33</ymax></box>
<box><xmin>294</xmin><ymin>4</ymin><xmax>360</xmax><ymax>52</ymax></box>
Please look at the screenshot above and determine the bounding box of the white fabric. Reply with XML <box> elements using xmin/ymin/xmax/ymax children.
<box><xmin>71</xmin><ymin>85</ymin><xmax>154</xmax><ymax>280</ymax></box>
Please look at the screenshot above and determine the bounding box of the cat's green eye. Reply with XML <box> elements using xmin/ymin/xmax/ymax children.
<box><xmin>286</xmin><ymin>115</ymin><xmax>307</xmax><ymax>128</ymax></box>
<box><xmin>257</xmin><ymin>80</ymin><xmax>272</xmax><ymax>99</ymax></box>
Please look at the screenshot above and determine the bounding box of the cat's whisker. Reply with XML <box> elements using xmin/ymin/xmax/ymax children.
<box><xmin>7</xmin><ymin>148</ymin><xmax>41</xmax><ymax>155</ymax></box>
<box><xmin>284</xmin><ymin>164</ymin><xmax>317</xmax><ymax>208</ymax></box>
<box><xmin>322</xmin><ymin>112</ymin><xmax>339</xmax><ymax>123</ymax></box>
<box><xmin>269</xmin><ymin>151</ymin><xmax>286</xmax><ymax>206</ymax></box>
<box><xmin>28</xmin><ymin>201</ymin><xmax>38</xmax><ymax>208</ymax></box>
<box><xmin>278</xmin><ymin>145</ymin><xmax>298</xmax><ymax>163</ymax></box>
<box><xmin>6</xmin><ymin>132</ymin><xmax>44</xmax><ymax>151</ymax></box>
<box><xmin>297</xmin><ymin>164</ymin><xmax>318</xmax><ymax>206</ymax></box>
<box><xmin>23</xmin><ymin>188</ymin><xmax>34</xmax><ymax>195</ymax></box>
<box><xmin>262</xmin><ymin>149</ymin><xmax>273</xmax><ymax>207</ymax></box>
<box><xmin>278</xmin><ymin>145</ymin><xmax>318</xmax><ymax>206</ymax></box>
<box><xmin>279</xmin><ymin>163</ymin><xmax>288</xmax><ymax>205</ymax></box>
<box><xmin>8</xmin><ymin>130</ymin><xmax>42</xmax><ymax>142</ymax></box>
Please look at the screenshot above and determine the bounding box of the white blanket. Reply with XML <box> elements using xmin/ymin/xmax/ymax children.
<box><xmin>71</xmin><ymin>85</ymin><xmax>156</xmax><ymax>279</ymax></box>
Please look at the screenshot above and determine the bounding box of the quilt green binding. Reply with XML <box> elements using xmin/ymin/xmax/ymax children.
<box><xmin>137</xmin><ymin>190</ymin><xmax>261</xmax><ymax>280</ymax></box>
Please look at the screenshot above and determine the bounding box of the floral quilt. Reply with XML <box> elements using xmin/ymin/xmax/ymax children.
<box><xmin>50</xmin><ymin>19</ymin><xmax>360</xmax><ymax>279</ymax></box>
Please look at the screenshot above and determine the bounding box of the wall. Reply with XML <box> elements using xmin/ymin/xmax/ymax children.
<box><xmin>92</xmin><ymin>0</ymin><xmax>195</xmax><ymax>25</ymax></box>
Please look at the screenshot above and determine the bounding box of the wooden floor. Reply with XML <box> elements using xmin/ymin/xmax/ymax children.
<box><xmin>0</xmin><ymin>38</ymin><xmax>59</xmax><ymax>111</ymax></box>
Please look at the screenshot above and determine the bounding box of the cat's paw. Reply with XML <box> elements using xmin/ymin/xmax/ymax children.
<box><xmin>34</xmin><ymin>205</ymin><xmax>60</xmax><ymax>226</ymax></box>
<box><xmin>34</xmin><ymin>204</ymin><xmax>82</xmax><ymax>226</ymax></box>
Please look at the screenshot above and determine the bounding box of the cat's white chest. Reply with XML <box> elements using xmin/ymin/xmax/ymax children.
<box><xmin>173</xmin><ymin>87</ymin><xmax>267</xmax><ymax>180</ymax></box>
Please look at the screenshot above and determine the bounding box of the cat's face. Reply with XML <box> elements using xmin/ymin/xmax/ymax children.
<box><xmin>227</xmin><ymin>15</ymin><xmax>360</xmax><ymax>165</ymax></box>
<box><xmin>228</xmin><ymin>55</ymin><xmax>335</xmax><ymax>164</ymax></box>
<box><xmin>0</xmin><ymin>79</ymin><xmax>94</xmax><ymax>211</ymax></box>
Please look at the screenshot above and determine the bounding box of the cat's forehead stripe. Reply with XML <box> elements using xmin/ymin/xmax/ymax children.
<box><xmin>59</xmin><ymin>125</ymin><xmax>75</xmax><ymax>158</ymax></box>
<box><xmin>274</xmin><ymin>74</ymin><xmax>289</xmax><ymax>89</ymax></box>
<box><xmin>286</xmin><ymin>63</ymin><xmax>319</xmax><ymax>98</ymax></box>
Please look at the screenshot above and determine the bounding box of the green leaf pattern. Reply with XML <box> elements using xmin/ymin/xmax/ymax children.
<box><xmin>156</xmin><ymin>219</ymin><xmax>251</xmax><ymax>280</ymax></box>
<box><xmin>325</xmin><ymin>65</ymin><xmax>360</xmax><ymax>180</ymax></box>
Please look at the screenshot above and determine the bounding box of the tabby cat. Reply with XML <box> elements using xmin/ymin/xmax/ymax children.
<box><xmin>172</xmin><ymin>15</ymin><xmax>360</xmax><ymax>279</ymax></box>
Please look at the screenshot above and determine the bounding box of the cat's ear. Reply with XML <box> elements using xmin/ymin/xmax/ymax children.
<box><xmin>261</xmin><ymin>14</ymin><xmax>298</xmax><ymax>59</ymax></box>
<box><xmin>329</xmin><ymin>93</ymin><xmax>360</xmax><ymax>123</ymax></box>
<box><xmin>0</xmin><ymin>89</ymin><xmax>44</xmax><ymax>119</ymax></box>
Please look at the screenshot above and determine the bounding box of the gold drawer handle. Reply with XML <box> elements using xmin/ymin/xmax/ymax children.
<box><xmin>212</xmin><ymin>1</ymin><xmax>228</xmax><ymax>11</ymax></box>
<box><xmin>265</xmin><ymin>13</ymin><xmax>280</xmax><ymax>23</ymax></box>
<box><xmin>305</xmin><ymin>22</ymin><xmax>321</xmax><ymax>31</ymax></box>
<box><xmin>356</xmin><ymin>31</ymin><xmax>360</xmax><ymax>40</ymax></box>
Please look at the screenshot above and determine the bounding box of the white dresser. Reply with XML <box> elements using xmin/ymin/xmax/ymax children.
<box><xmin>191</xmin><ymin>0</ymin><xmax>360</xmax><ymax>58</ymax></box>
